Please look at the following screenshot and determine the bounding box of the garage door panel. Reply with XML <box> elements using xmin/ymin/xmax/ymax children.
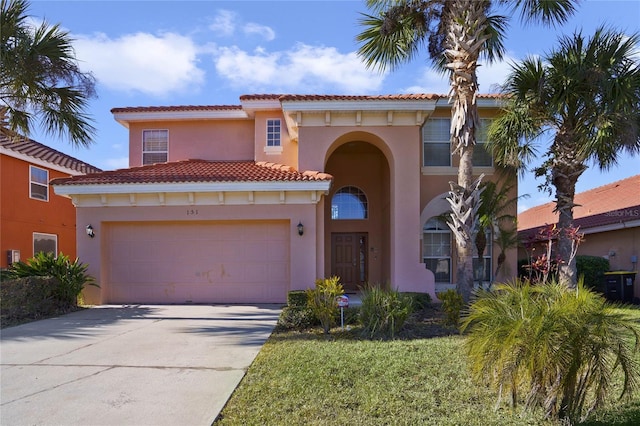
<box><xmin>268</xmin><ymin>263</ymin><xmax>289</xmax><ymax>281</ymax></box>
<box><xmin>106</xmin><ymin>221</ymin><xmax>290</xmax><ymax>304</ymax></box>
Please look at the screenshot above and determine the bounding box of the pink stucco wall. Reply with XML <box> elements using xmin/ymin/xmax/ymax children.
<box><xmin>253</xmin><ymin>111</ymin><xmax>298</xmax><ymax>168</ymax></box>
<box><xmin>299</xmin><ymin>126</ymin><xmax>436</xmax><ymax>296</ymax></box>
<box><xmin>128</xmin><ymin>120</ymin><xmax>255</xmax><ymax>167</ymax></box>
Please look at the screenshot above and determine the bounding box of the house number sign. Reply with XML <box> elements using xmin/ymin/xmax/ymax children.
<box><xmin>336</xmin><ymin>295</ymin><xmax>349</xmax><ymax>330</ymax></box>
<box><xmin>186</xmin><ymin>209</ymin><xmax>199</xmax><ymax>216</ymax></box>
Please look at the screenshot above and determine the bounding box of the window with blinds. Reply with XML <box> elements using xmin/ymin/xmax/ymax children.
<box><xmin>142</xmin><ymin>130</ymin><xmax>168</xmax><ymax>165</ymax></box>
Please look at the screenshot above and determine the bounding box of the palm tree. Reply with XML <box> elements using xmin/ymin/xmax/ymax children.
<box><xmin>1</xmin><ymin>0</ymin><xmax>96</xmax><ymax>147</ymax></box>
<box><xmin>488</xmin><ymin>27</ymin><xmax>640</xmax><ymax>288</ymax></box>
<box><xmin>474</xmin><ymin>177</ymin><xmax>521</xmax><ymax>288</ymax></box>
<box><xmin>492</xmin><ymin>224</ymin><xmax>519</xmax><ymax>280</ymax></box>
<box><xmin>356</xmin><ymin>0</ymin><xmax>577</xmax><ymax>301</ymax></box>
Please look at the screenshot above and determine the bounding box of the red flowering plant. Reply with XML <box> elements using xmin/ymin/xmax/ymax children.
<box><xmin>522</xmin><ymin>224</ymin><xmax>584</xmax><ymax>285</ymax></box>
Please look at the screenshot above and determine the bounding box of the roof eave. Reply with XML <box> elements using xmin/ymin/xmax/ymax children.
<box><xmin>52</xmin><ymin>180</ymin><xmax>333</xmax><ymax>195</ymax></box>
<box><xmin>112</xmin><ymin>110</ymin><xmax>250</xmax><ymax>128</ymax></box>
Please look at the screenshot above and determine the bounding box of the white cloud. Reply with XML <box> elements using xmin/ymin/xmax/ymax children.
<box><xmin>243</xmin><ymin>23</ymin><xmax>275</xmax><ymax>41</ymax></box>
<box><xmin>103</xmin><ymin>156</ymin><xmax>129</xmax><ymax>170</ymax></box>
<box><xmin>402</xmin><ymin>67</ymin><xmax>450</xmax><ymax>94</ymax></box>
<box><xmin>74</xmin><ymin>32</ymin><xmax>205</xmax><ymax>97</ymax></box>
<box><xmin>208</xmin><ymin>10</ymin><xmax>275</xmax><ymax>42</ymax></box>
<box><xmin>209</xmin><ymin>10</ymin><xmax>236</xmax><ymax>36</ymax></box>
<box><xmin>400</xmin><ymin>53</ymin><xmax>520</xmax><ymax>95</ymax></box>
<box><xmin>213</xmin><ymin>43</ymin><xmax>385</xmax><ymax>93</ymax></box>
<box><xmin>477</xmin><ymin>54</ymin><xmax>518</xmax><ymax>94</ymax></box>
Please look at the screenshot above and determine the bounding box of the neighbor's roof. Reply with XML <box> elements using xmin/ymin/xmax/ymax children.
<box><xmin>50</xmin><ymin>159</ymin><xmax>332</xmax><ymax>186</ymax></box>
<box><xmin>0</xmin><ymin>135</ymin><xmax>102</xmax><ymax>175</ymax></box>
<box><xmin>518</xmin><ymin>174</ymin><xmax>640</xmax><ymax>234</ymax></box>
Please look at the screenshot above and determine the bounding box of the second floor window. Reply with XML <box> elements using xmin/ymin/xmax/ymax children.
<box><xmin>143</xmin><ymin>130</ymin><xmax>168</xmax><ymax>165</ymax></box>
<box><xmin>30</xmin><ymin>165</ymin><xmax>48</xmax><ymax>201</ymax></box>
<box><xmin>473</xmin><ymin>119</ymin><xmax>493</xmax><ymax>167</ymax></box>
<box><xmin>422</xmin><ymin>118</ymin><xmax>451</xmax><ymax>166</ymax></box>
<box><xmin>267</xmin><ymin>119</ymin><xmax>281</xmax><ymax>147</ymax></box>
<box><xmin>423</xmin><ymin>118</ymin><xmax>494</xmax><ymax>167</ymax></box>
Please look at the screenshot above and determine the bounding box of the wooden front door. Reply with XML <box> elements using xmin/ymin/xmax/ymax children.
<box><xmin>331</xmin><ymin>233</ymin><xmax>368</xmax><ymax>292</ymax></box>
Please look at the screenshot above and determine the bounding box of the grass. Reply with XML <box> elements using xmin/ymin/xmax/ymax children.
<box><xmin>215</xmin><ymin>305</ymin><xmax>640</xmax><ymax>426</ymax></box>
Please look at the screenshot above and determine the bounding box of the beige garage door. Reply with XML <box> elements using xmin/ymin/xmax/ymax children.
<box><xmin>106</xmin><ymin>221</ymin><xmax>289</xmax><ymax>304</ymax></box>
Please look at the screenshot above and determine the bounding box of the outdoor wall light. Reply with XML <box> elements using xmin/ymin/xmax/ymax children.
<box><xmin>86</xmin><ymin>225</ymin><xmax>95</xmax><ymax>238</ymax></box>
<box><xmin>297</xmin><ymin>221</ymin><xmax>304</xmax><ymax>236</ymax></box>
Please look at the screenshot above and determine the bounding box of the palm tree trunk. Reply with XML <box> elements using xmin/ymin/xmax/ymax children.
<box><xmin>552</xmin><ymin>135</ymin><xmax>586</xmax><ymax>288</ymax></box>
<box><xmin>444</xmin><ymin>0</ymin><xmax>489</xmax><ymax>302</ymax></box>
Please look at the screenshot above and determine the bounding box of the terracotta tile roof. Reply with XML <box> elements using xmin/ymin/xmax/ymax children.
<box><xmin>242</xmin><ymin>93</ymin><xmax>502</xmax><ymax>102</ymax></box>
<box><xmin>50</xmin><ymin>159</ymin><xmax>333</xmax><ymax>186</ymax></box>
<box><xmin>110</xmin><ymin>105</ymin><xmax>244</xmax><ymax>114</ymax></box>
<box><xmin>518</xmin><ymin>174</ymin><xmax>640</xmax><ymax>235</ymax></box>
<box><xmin>0</xmin><ymin>135</ymin><xmax>102</xmax><ymax>174</ymax></box>
<box><xmin>111</xmin><ymin>94</ymin><xmax>505</xmax><ymax>115</ymax></box>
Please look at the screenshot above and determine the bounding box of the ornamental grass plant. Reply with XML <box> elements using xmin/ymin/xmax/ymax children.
<box><xmin>462</xmin><ymin>280</ymin><xmax>640</xmax><ymax>424</ymax></box>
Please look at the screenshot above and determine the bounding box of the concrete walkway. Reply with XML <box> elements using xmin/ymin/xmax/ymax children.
<box><xmin>0</xmin><ymin>304</ymin><xmax>281</xmax><ymax>426</ymax></box>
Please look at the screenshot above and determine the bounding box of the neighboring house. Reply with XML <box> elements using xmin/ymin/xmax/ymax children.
<box><xmin>51</xmin><ymin>94</ymin><xmax>517</xmax><ymax>305</ymax></box>
<box><xmin>518</xmin><ymin>174</ymin><xmax>640</xmax><ymax>295</ymax></box>
<box><xmin>0</xmin><ymin>135</ymin><xmax>101</xmax><ymax>268</ymax></box>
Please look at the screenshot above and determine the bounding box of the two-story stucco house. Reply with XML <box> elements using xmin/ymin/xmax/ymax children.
<box><xmin>1</xmin><ymin>135</ymin><xmax>101</xmax><ymax>268</ymax></box>
<box><xmin>51</xmin><ymin>93</ymin><xmax>517</xmax><ymax>305</ymax></box>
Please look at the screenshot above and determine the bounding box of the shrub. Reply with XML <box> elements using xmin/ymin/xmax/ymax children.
<box><xmin>287</xmin><ymin>290</ymin><xmax>308</xmax><ymax>309</ymax></box>
<box><xmin>3</xmin><ymin>252</ymin><xmax>96</xmax><ymax>306</ymax></box>
<box><xmin>277</xmin><ymin>306</ymin><xmax>317</xmax><ymax>330</ymax></box>
<box><xmin>436</xmin><ymin>289</ymin><xmax>464</xmax><ymax>327</ymax></box>
<box><xmin>403</xmin><ymin>292</ymin><xmax>432</xmax><ymax>312</ymax></box>
<box><xmin>359</xmin><ymin>285</ymin><xmax>413</xmax><ymax>339</ymax></box>
<box><xmin>576</xmin><ymin>255</ymin><xmax>610</xmax><ymax>291</ymax></box>
<box><xmin>306</xmin><ymin>276</ymin><xmax>344</xmax><ymax>334</ymax></box>
<box><xmin>0</xmin><ymin>276</ymin><xmax>61</xmax><ymax>323</ymax></box>
<box><xmin>462</xmin><ymin>280</ymin><xmax>640</xmax><ymax>424</ymax></box>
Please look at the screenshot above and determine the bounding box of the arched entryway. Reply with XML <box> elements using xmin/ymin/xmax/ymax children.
<box><xmin>324</xmin><ymin>141</ymin><xmax>391</xmax><ymax>292</ymax></box>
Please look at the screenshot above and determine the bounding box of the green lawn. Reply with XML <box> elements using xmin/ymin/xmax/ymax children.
<box><xmin>215</xmin><ymin>306</ymin><xmax>640</xmax><ymax>425</ymax></box>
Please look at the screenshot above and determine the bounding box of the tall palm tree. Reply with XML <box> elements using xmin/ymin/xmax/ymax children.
<box><xmin>488</xmin><ymin>27</ymin><xmax>640</xmax><ymax>288</ymax></box>
<box><xmin>1</xmin><ymin>0</ymin><xmax>96</xmax><ymax>147</ymax></box>
<box><xmin>357</xmin><ymin>0</ymin><xmax>577</xmax><ymax>301</ymax></box>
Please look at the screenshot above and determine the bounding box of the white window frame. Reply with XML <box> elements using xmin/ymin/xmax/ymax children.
<box><xmin>142</xmin><ymin>129</ymin><xmax>169</xmax><ymax>165</ymax></box>
<box><xmin>266</xmin><ymin>119</ymin><xmax>281</xmax><ymax>147</ymax></box>
<box><xmin>264</xmin><ymin>119</ymin><xmax>283</xmax><ymax>155</ymax></box>
<box><xmin>29</xmin><ymin>165</ymin><xmax>49</xmax><ymax>201</ymax></box>
<box><xmin>423</xmin><ymin>217</ymin><xmax>452</xmax><ymax>283</ymax></box>
<box><xmin>33</xmin><ymin>232</ymin><xmax>57</xmax><ymax>257</ymax></box>
<box><xmin>422</xmin><ymin>118</ymin><xmax>452</xmax><ymax>167</ymax></box>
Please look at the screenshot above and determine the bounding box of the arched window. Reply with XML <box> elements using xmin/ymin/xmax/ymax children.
<box><xmin>423</xmin><ymin>217</ymin><xmax>451</xmax><ymax>283</ymax></box>
<box><xmin>331</xmin><ymin>186</ymin><xmax>368</xmax><ymax>220</ymax></box>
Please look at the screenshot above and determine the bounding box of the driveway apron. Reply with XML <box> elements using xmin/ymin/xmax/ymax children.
<box><xmin>0</xmin><ymin>304</ymin><xmax>281</xmax><ymax>426</ymax></box>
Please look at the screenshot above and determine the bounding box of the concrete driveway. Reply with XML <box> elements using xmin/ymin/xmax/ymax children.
<box><xmin>0</xmin><ymin>304</ymin><xmax>281</xmax><ymax>426</ymax></box>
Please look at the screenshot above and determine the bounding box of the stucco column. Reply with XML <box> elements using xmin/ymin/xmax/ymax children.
<box><xmin>389</xmin><ymin>133</ymin><xmax>436</xmax><ymax>296</ymax></box>
<box><xmin>75</xmin><ymin>208</ymin><xmax>103</xmax><ymax>304</ymax></box>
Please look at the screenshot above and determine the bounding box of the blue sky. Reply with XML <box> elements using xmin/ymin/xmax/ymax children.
<box><xmin>26</xmin><ymin>0</ymin><xmax>640</xmax><ymax>211</ymax></box>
